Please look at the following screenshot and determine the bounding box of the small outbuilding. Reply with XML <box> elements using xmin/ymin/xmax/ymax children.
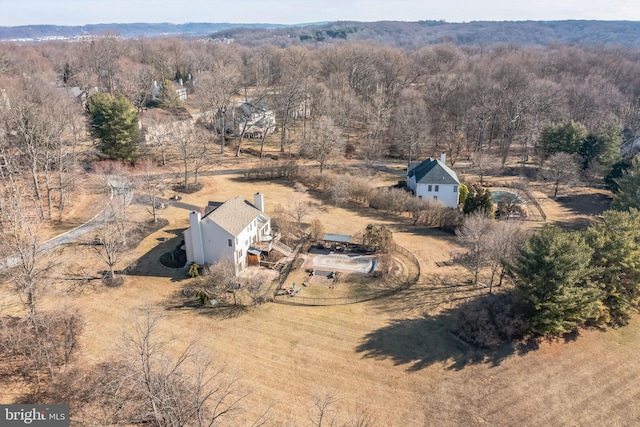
<box><xmin>322</xmin><ymin>233</ymin><xmax>352</xmax><ymax>251</ymax></box>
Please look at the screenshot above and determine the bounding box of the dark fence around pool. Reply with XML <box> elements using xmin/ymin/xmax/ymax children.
<box><xmin>273</xmin><ymin>244</ymin><xmax>421</xmax><ymax>306</ymax></box>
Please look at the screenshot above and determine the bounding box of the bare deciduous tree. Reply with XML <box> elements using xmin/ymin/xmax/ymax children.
<box><xmin>456</xmin><ymin>211</ymin><xmax>493</xmax><ymax>286</ymax></box>
<box><xmin>92</xmin><ymin>199</ymin><xmax>129</xmax><ymax>284</ymax></box>
<box><xmin>308</xmin><ymin>389</ymin><xmax>377</xmax><ymax>427</ymax></box>
<box><xmin>309</xmin><ymin>218</ymin><xmax>325</xmax><ymax>242</ymax></box>
<box><xmin>327</xmin><ymin>177</ymin><xmax>350</xmax><ymax>208</ymax></box>
<box><xmin>287</xmin><ymin>193</ymin><xmax>316</xmax><ymax>227</ymax></box>
<box><xmin>136</xmin><ymin>158</ymin><xmax>166</xmax><ymax>223</ymax></box>
<box><xmin>172</xmin><ymin>123</ymin><xmax>211</xmax><ymax>191</ymax></box>
<box><xmin>309</xmin><ymin>389</ymin><xmax>340</xmax><ymax>427</ymax></box>
<box><xmin>485</xmin><ymin>220</ymin><xmax>526</xmax><ymax>292</ymax></box>
<box><xmin>542</xmin><ymin>152</ymin><xmax>581</xmax><ymax>198</ymax></box>
<box><xmin>274</xmin><ymin>47</ymin><xmax>313</xmax><ymax>154</ymax></box>
<box><xmin>0</xmin><ymin>306</ymin><xmax>82</xmax><ymax>394</ymax></box>
<box><xmin>0</xmin><ymin>188</ymin><xmax>49</xmax><ymax>319</ymax></box>
<box><xmin>302</xmin><ymin>116</ymin><xmax>344</xmax><ymax>173</ymax></box>
<box><xmin>115</xmin><ymin>306</ymin><xmax>257</xmax><ymax>426</ymax></box>
<box><xmin>394</xmin><ymin>88</ymin><xmax>429</xmax><ymax>162</ymax></box>
<box><xmin>196</xmin><ymin>64</ymin><xmax>240</xmax><ymax>154</ymax></box>
<box><xmin>202</xmin><ymin>259</ymin><xmax>240</xmax><ymax>305</ymax></box>
<box><xmin>272</xmin><ymin>204</ymin><xmax>299</xmax><ymax>246</ymax></box>
<box><xmin>244</xmin><ymin>273</ymin><xmax>272</xmax><ymax>307</ymax></box>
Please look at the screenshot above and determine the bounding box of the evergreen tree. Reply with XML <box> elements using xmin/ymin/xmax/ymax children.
<box><xmin>578</xmin><ymin>134</ymin><xmax>604</xmax><ymax>170</ymax></box>
<box><xmin>605</xmin><ymin>157</ymin><xmax>632</xmax><ymax>193</ymax></box>
<box><xmin>540</xmin><ymin>120</ymin><xmax>587</xmax><ymax>159</ymax></box>
<box><xmin>158</xmin><ymin>79</ymin><xmax>182</xmax><ymax>109</ymax></box>
<box><xmin>458</xmin><ymin>183</ymin><xmax>469</xmax><ymax>205</ymax></box>
<box><xmin>87</xmin><ymin>93</ymin><xmax>139</xmax><ymax>163</ymax></box>
<box><xmin>578</xmin><ymin>123</ymin><xmax>622</xmax><ymax>172</ymax></box>
<box><xmin>612</xmin><ymin>156</ymin><xmax>640</xmax><ymax>211</ymax></box>
<box><xmin>596</xmin><ymin>122</ymin><xmax>623</xmax><ymax>170</ymax></box>
<box><xmin>585</xmin><ymin>209</ymin><xmax>640</xmax><ymax>324</ymax></box>
<box><xmin>509</xmin><ymin>226</ymin><xmax>604</xmax><ymax>336</ymax></box>
<box><xmin>363</xmin><ymin>223</ymin><xmax>393</xmax><ymax>253</ymax></box>
<box><xmin>463</xmin><ymin>185</ymin><xmax>494</xmax><ymax>216</ymax></box>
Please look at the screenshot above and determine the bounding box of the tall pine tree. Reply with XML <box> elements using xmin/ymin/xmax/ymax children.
<box><xmin>509</xmin><ymin>226</ymin><xmax>604</xmax><ymax>336</ymax></box>
<box><xmin>87</xmin><ymin>93</ymin><xmax>139</xmax><ymax>163</ymax></box>
<box><xmin>612</xmin><ymin>156</ymin><xmax>640</xmax><ymax>211</ymax></box>
<box><xmin>462</xmin><ymin>185</ymin><xmax>494</xmax><ymax>216</ymax></box>
<box><xmin>585</xmin><ymin>209</ymin><xmax>640</xmax><ymax>324</ymax></box>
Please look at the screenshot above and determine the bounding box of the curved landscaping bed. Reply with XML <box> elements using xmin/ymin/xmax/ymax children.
<box><xmin>273</xmin><ymin>244</ymin><xmax>420</xmax><ymax>306</ymax></box>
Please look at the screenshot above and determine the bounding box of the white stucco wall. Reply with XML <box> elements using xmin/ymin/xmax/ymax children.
<box><xmin>415</xmin><ymin>183</ymin><xmax>459</xmax><ymax>208</ymax></box>
<box><xmin>184</xmin><ymin>214</ymin><xmax>272</xmax><ymax>274</ymax></box>
<box><xmin>407</xmin><ymin>175</ymin><xmax>417</xmax><ymax>192</ymax></box>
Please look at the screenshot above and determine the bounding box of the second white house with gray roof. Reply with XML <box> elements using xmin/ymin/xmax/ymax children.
<box><xmin>407</xmin><ymin>154</ymin><xmax>460</xmax><ymax>208</ymax></box>
<box><xmin>183</xmin><ymin>193</ymin><xmax>272</xmax><ymax>274</ymax></box>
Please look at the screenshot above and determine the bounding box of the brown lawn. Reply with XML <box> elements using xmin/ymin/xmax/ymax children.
<box><xmin>4</xmin><ymin>170</ymin><xmax>638</xmax><ymax>426</ymax></box>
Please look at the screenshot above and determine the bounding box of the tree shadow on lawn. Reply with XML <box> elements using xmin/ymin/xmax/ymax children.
<box><xmin>355</xmin><ymin>310</ymin><xmax>538</xmax><ymax>372</ymax></box>
<box><xmin>164</xmin><ymin>289</ymin><xmax>250</xmax><ymax>319</ymax></box>
<box><xmin>555</xmin><ymin>192</ymin><xmax>612</xmax><ymax>216</ymax></box>
<box><xmin>125</xmin><ymin>228</ymin><xmax>188</xmax><ymax>281</ymax></box>
<box><xmin>368</xmin><ymin>273</ymin><xmax>482</xmax><ymax>316</ymax></box>
<box><xmin>554</xmin><ymin>216</ymin><xmax>599</xmax><ymax>232</ymax></box>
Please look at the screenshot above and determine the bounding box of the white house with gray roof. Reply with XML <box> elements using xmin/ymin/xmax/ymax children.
<box><xmin>183</xmin><ymin>193</ymin><xmax>272</xmax><ymax>274</ymax></box>
<box><xmin>407</xmin><ymin>154</ymin><xmax>460</xmax><ymax>208</ymax></box>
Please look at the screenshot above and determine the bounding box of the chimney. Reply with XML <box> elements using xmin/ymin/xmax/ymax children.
<box><xmin>254</xmin><ymin>192</ymin><xmax>265</xmax><ymax>212</ymax></box>
<box><xmin>189</xmin><ymin>211</ymin><xmax>205</xmax><ymax>265</ymax></box>
<box><xmin>440</xmin><ymin>153</ymin><xmax>446</xmax><ymax>164</ymax></box>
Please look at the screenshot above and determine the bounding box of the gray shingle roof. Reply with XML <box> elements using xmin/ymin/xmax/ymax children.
<box><xmin>203</xmin><ymin>196</ymin><xmax>270</xmax><ymax>236</ymax></box>
<box><xmin>408</xmin><ymin>158</ymin><xmax>460</xmax><ymax>185</ymax></box>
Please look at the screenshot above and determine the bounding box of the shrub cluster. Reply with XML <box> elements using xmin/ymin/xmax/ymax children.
<box><xmin>450</xmin><ymin>291</ymin><xmax>530</xmax><ymax>348</ymax></box>
<box><xmin>246</xmin><ymin>163</ymin><xmax>462</xmax><ymax>230</ymax></box>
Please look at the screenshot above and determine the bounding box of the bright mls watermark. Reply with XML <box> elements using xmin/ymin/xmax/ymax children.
<box><xmin>1</xmin><ymin>405</ymin><xmax>69</xmax><ymax>426</ymax></box>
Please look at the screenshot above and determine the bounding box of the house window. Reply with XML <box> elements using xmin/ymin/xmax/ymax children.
<box><xmin>237</xmin><ymin>249</ymin><xmax>243</xmax><ymax>259</ymax></box>
<box><xmin>428</xmin><ymin>185</ymin><xmax>432</xmax><ymax>192</ymax></box>
<box><xmin>435</xmin><ymin>185</ymin><xmax>439</xmax><ymax>192</ymax></box>
<box><xmin>418</xmin><ymin>195</ymin><xmax>422</xmax><ymax>199</ymax></box>
<box><xmin>228</xmin><ymin>239</ymin><xmax>232</xmax><ymax>247</ymax></box>
<box><xmin>453</xmin><ymin>185</ymin><xmax>458</xmax><ymax>193</ymax></box>
<box><xmin>434</xmin><ymin>196</ymin><xmax>438</xmax><ymax>201</ymax></box>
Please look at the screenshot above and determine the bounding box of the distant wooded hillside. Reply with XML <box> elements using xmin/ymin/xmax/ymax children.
<box><xmin>212</xmin><ymin>20</ymin><xmax>640</xmax><ymax>47</ymax></box>
<box><xmin>0</xmin><ymin>22</ymin><xmax>291</xmax><ymax>40</ymax></box>
<box><xmin>2</xmin><ymin>20</ymin><xmax>640</xmax><ymax>47</ymax></box>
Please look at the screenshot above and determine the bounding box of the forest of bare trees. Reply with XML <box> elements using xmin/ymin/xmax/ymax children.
<box><xmin>1</xmin><ymin>37</ymin><xmax>639</xmax><ymax>176</ymax></box>
<box><xmin>1</xmin><ymin>31</ymin><xmax>640</xmax><ymax>424</ymax></box>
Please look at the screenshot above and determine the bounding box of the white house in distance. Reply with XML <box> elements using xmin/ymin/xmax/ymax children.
<box><xmin>407</xmin><ymin>154</ymin><xmax>460</xmax><ymax>208</ymax></box>
<box><xmin>183</xmin><ymin>193</ymin><xmax>272</xmax><ymax>274</ymax></box>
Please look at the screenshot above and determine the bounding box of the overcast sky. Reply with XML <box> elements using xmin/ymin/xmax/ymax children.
<box><xmin>0</xmin><ymin>0</ymin><xmax>638</xmax><ymax>26</ymax></box>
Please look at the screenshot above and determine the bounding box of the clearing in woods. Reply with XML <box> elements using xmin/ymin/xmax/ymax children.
<box><xmin>8</xmin><ymin>170</ymin><xmax>639</xmax><ymax>426</ymax></box>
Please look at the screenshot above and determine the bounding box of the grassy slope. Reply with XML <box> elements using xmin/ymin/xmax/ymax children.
<box><xmin>11</xmin><ymin>173</ymin><xmax>640</xmax><ymax>425</ymax></box>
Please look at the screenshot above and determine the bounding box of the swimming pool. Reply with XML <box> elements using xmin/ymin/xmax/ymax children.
<box><xmin>491</xmin><ymin>190</ymin><xmax>524</xmax><ymax>205</ymax></box>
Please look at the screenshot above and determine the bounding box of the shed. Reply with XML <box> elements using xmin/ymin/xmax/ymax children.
<box><xmin>323</xmin><ymin>234</ymin><xmax>351</xmax><ymax>244</ymax></box>
<box><xmin>322</xmin><ymin>233</ymin><xmax>352</xmax><ymax>251</ymax></box>
<box><xmin>247</xmin><ymin>248</ymin><xmax>262</xmax><ymax>265</ymax></box>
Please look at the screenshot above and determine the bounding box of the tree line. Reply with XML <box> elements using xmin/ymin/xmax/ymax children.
<box><xmin>4</xmin><ymin>37</ymin><xmax>640</xmax><ymax>169</ymax></box>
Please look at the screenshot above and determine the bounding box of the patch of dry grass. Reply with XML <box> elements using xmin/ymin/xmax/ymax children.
<box><xmin>4</xmin><ymin>171</ymin><xmax>639</xmax><ymax>426</ymax></box>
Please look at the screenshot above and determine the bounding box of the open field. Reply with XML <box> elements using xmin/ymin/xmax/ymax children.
<box><xmin>4</xmin><ymin>170</ymin><xmax>638</xmax><ymax>425</ymax></box>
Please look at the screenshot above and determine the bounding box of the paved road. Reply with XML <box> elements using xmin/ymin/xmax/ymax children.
<box><xmin>0</xmin><ymin>175</ymin><xmax>133</xmax><ymax>269</ymax></box>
